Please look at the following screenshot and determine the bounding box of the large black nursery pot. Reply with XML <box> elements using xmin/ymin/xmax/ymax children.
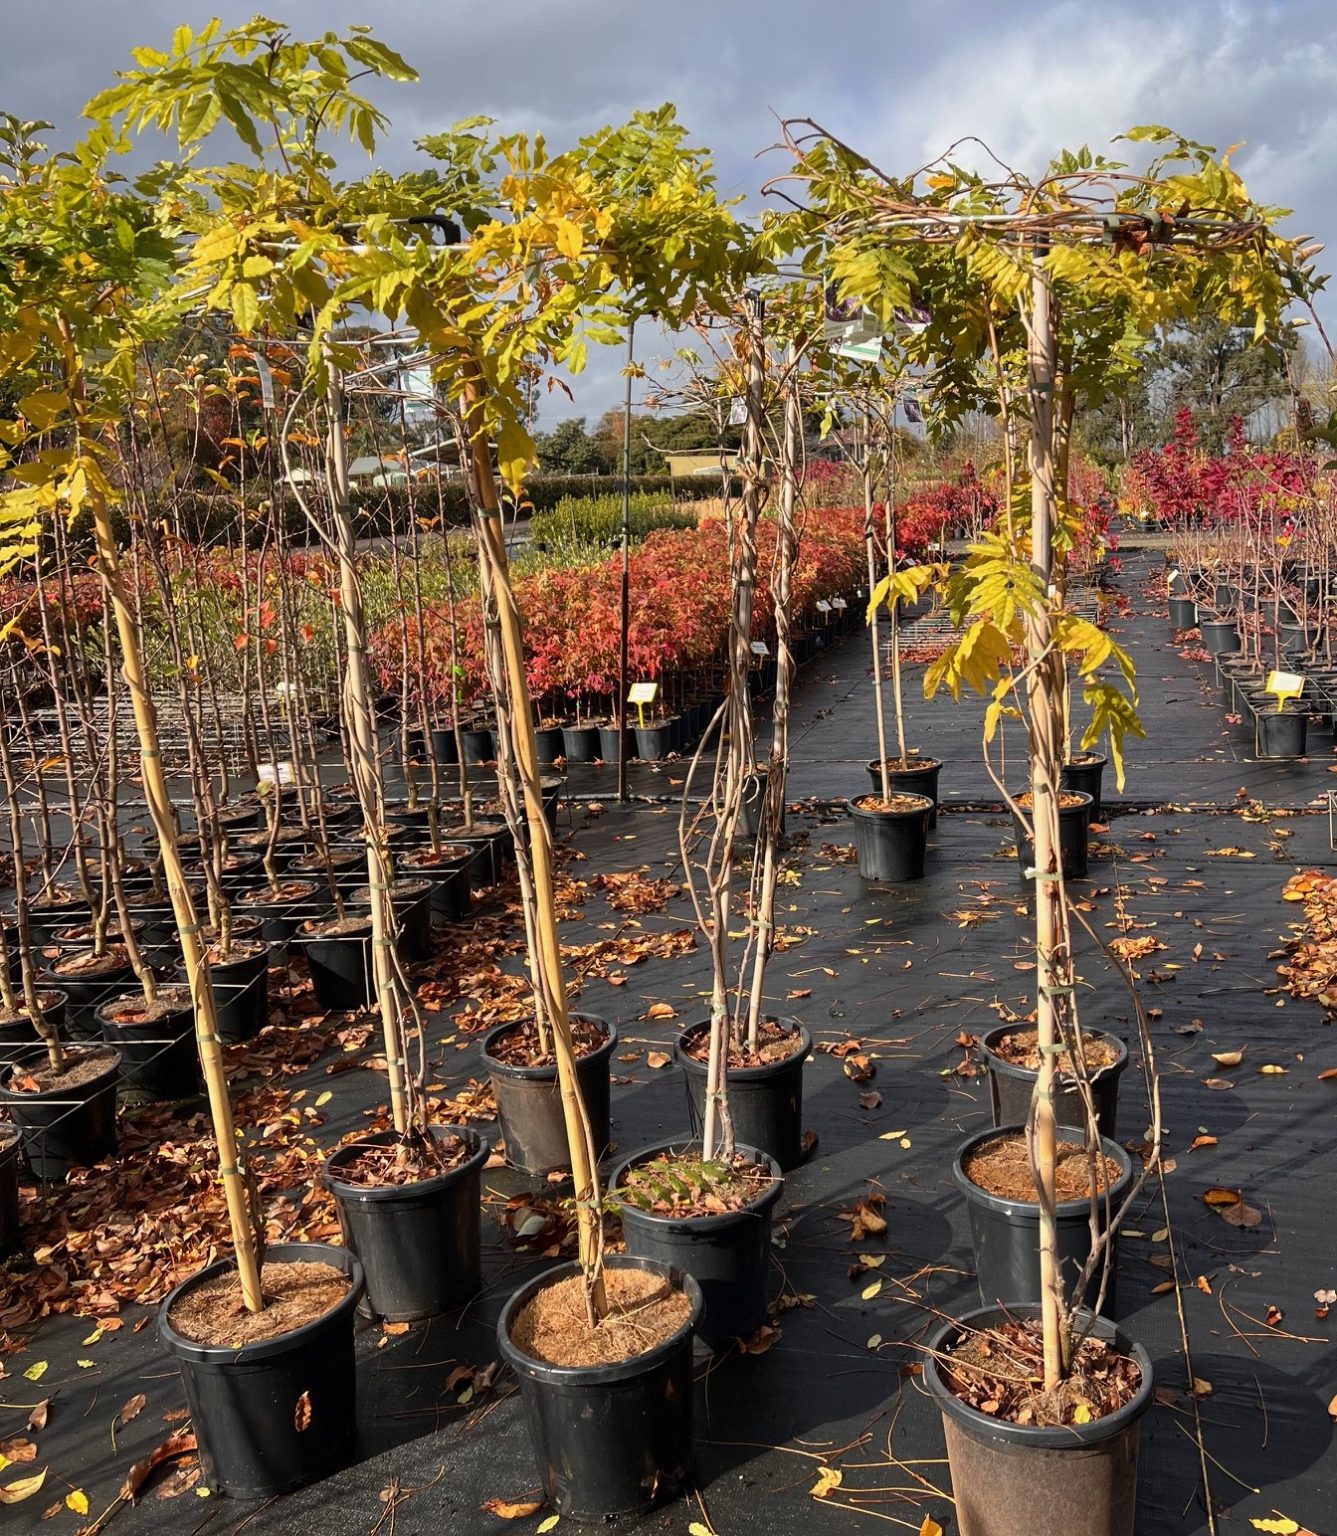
<box><xmin>497</xmin><ymin>1255</ymin><xmax>701</xmax><ymax>1522</ymax></box>
<box><xmin>323</xmin><ymin>1125</ymin><xmax>488</xmax><ymax>1322</ymax></box>
<box><xmin>597</xmin><ymin>722</ymin><xmax>623</xmax><ymax>763</ymax></box>
<box><xmin>0</xmin><ymin>1046</ymin><xmax>121</xmax><ymax>1182</ymax></box>
<box><xmin>674</xmin><ymin>1021</ymin><xmax>812</xmax><ymax>1172</ymax></box>
<box><xmin>96</xmin><ymin>987</ymin><xmax>201</xmax><ymax>1102</ymax></box>
<box><xmin>207</xmin><ymin>941</ymin><xmax>271</xmax><ymax>1044</ymax></box>
<box><xmin>1167</xmin><ymin>595</ymin><xmax>1198</xmax><ymax>630</ymax></box>
<box><xmin>633</xmin><ymin>717</ymin><xmax>677</xmax><ymax>762</ymax></box>
<box><xmin>348</xmin><ymin>878</ymin><xmax>433</xmax><ymax>964</ymax></box>
<box><xmin>980</xmin><ymin>1023</ymin><xmax>1128</xmax><ymax>1141</ymax></box>
<box><xmin>401</xmin><ymin>845</ymin><xmax>474</xmax><ymax>924</ymax></box>
<box><xmin>430</xmin><ymin>725</ymin><xmax>460</xmax><ymax>766</ymax></box>
<box><xmin>24</xmin><ymin>893</ymin><xmax>90</xmax><ymax>947</ymax></box>
<box><xmin>158</xmin><ymin>1242</ymin><xmax>364</xmax><ymax>1498</ymax></box>
<box><xmin>849</xmin><ymin>793</ymin><xmax>932</xmax><ymax>882</ymax></box>
<box><xmin>562</xmin><ymin>724</ymin><xmax>600</xmax><ymax>763</ymax></box>
<box><xmin>1012</xmin><ymin>789</ymin><xmax>1092</xmax><ymax>883</ymax></box>
<box><xmin>0</xmin><ymin>1126</ymin><xmax>22</xmax><ymax>1256</ymax></box>
<box><xmin>1256</xmin><ymin>708</ymin><xmax>1309</xmax><ymax>759</ymax></box>
<box><xmin>864</xmin><ymin>756</ymin><xmax>943</xmax><ymax>828</ymax></box>
<box><xmin>1060</xmin><ymin>753</ymin><xmax>1107</xmax><ymax>823</ymax></box>
<box><xmin>460</xmin><ymin>724</ymin><xmax>496</xmax><ymax>764</ymax></box>
<box><xmin>534</xmin><ymin>726</ymin><xmax>565</xmax><ymax>766</ymax></box>
<box><xmin>0</xmin><ymin>988</ymin><xmax>67</xmax><ymax>1047</ymax></box>
<box><xmin>236</xmin><ymin>879</ymin><xmax>328</xmax><ymax>952</ymax></box>
<box><xmin>953</xmin><ymin>1124</ymin><xmax>1133</xmax><ymax>1313</ymax></box>
<box><xmin>482</xmin><ymin>1015</ymin><xmax>617</xmax><ymax>1177</ymax></box>
<box><xmin>1199</xmin><ymin>618</ymin><xmax>1241</xmax><ymax>655</ymax></box>
<box><xmin>739</xmin><ymin>770</ymin><xmax>786</xmax><ymax>840</ymax></box>
<box><xmin>299</xmin><ymin>917</ymin><xmax>375</xmax><ymax>1011</ymax></box>
<box><xmin>46</xmin><ymin>950</ymin><xmax>137</xmax><ymax>1037</ymax></box>
<box><xmin>925</xmin><ymin>1302</ymin><xmax>1153</xmax><ymax>1536</ymax></box>
<box><xmin>612</xmin><ymin>1140</ymin><xmax>782</xmax><ymax>1351</ymax></box>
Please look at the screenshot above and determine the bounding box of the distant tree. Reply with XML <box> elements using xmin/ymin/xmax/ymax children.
<box><xmin>1155</xmin><ymin>315</ymin><xmax>1296</xmax><ymax>453</ymax></box>
<box><xmin>534</xmin><ymin>416</ymin><xmax>612</xmax><ymax>475</ymax></box>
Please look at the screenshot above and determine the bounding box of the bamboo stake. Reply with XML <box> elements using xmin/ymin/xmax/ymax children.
<box><xmin>461</xmin><ymin>365</ymin><xmax>606</xmax><ymax>1318</ymax></box>
<box><xmin>60</xmin><ymin>328</ymin><xmax>263</xmax><ymax>1313</ymax></box>
<box><xmin>1022</xmin><ymin>253</ymin><xmax>1065</xmax><ymax>1391</ymax></box>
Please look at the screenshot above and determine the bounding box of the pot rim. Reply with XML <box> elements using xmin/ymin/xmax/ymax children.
<box><xmin>848</xmin><ymin>793</ymin><xmax>934</xmax><ymax>820</ymax></box>
<box><xmin>482</xmin><ymin>1014</ymin><xmax>617</xmax><ymax>1081</ymax></box>
<box><xmin>497</xmin><ymin>1253</ymin><xmax>701</xmax><ymax>1386</ymax></box>
<box><xmin>94</xmin><ymin>987</ymin><xmax>194</xmax><ymax>1029</ymax></box>
<box><xmin>924</xmin><ymin>1301</ymin><xmax>1154</xmax><ymax>1449</ymax></box>
<box><xmin>952</xmin><ymin>1123</ymin><xmax>1134</xmax><ymax>1220</ymax></box>
<box><xmin>158</xmin><ymin>1240</ymin><xmax>365</xmax><ymax>1365</ymax></box>
<box><xmin>1011</xmin><ymin>789</ymin><xmax>1093</xmax><ymax>818</ymax></box>
<box><xmin>0</xmin><ymin>1047</ymin><xmax>122</xmax><ymax>1103</ymax></box>
<box><xmin>980</xmin><ymin>1024</ymin><xmax>1129</xmax><ymax>1086</ymax></box>
<box><xmin>864</xmin><ymin>755</ymin><xmax>944</xmax><ymax>774</ymax></box>
<box><xmin>674</xmin><ymin>1020</ymin><xmax>812</xmax><ymax>1082</ymax></box>
<box><xmin>323</xmin><ymin>1123</ymin><xmax>488</xmax><ymax>1203</ymax></box>
<box><xmin>611</xmin><ymin>1138</ymin><xmax>782</xmax><ymax>1232</ymax></box>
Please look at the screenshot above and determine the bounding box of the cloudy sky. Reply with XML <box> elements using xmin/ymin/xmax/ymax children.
<box><xmin>5</xmin><ymin>0</ymin><xmax>1333</xmax><ymax>425</ymax></box>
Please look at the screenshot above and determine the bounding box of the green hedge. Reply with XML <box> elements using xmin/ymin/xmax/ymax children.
<box><xmin>530</xmin><ymin>490</ymin><xmax>701</xmax><ymax>549</ymax></box>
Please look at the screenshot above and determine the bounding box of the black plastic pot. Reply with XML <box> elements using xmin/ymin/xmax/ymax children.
<box><xmin>980</xmin><ymin>1024</ymin><xmax>1128</xmax><ymax>1141</ymax></box>
<box><xmin>954</xmin><ymin>1125</ymin><xmax>1133</xmax><ymax>1312</ymax></box>
<box><xmin>460</xmin><ymin>725</ymin><xmax>495</xmax><ymax>764</ymax></box>
<box><xmin>864</xmin><ymin>756</ymin><xmax>943</xmax><ymax>829</ymax></box>
<box><xmin>348</xmin><ymin>878</ymin><xmax>433</xmax><ymax>964</ymax></box>
<box><xmin>0</xmin><ymin>989</ymin><xmax>67</xmax><ymax>1047</ymax></box>
<box><xmin>236</xmin><ymin>881</ymin><xmax>329</xmax><ymax>951</ymax></box>
<box><xmin>562</xmin><ymin>725</ymin><xmax>600</xmax><ymax>763</ymax></box>
<box><xmin>674</xmin><ymin>1022</ymin><xmax>812</xmax><ymax>1172</ymax></box>
<box><xmin>0</xmin><ymin>1047</ymin><xmax>120</xmax><ymax>1182</ymax></box>
<box><xmin>1256</xmin><ymin>710</ymin><xmax>1309</xmax><ymax>758</ymax></box>
<box><xmin>534</xmin><ymin>726</ymin><xmax>564</xmax><ymax>766</ymax></box>
<box><xmin>1011</xmin><ymin>790</ymin><xmax>1092</xmax><ymax>883</ymax></box>
<box><xmin>300</xmin><ymin>919</ymin><xmax>374</xmax><ymax>1011</ymax></box>
<box><xmin>925</xmin><ymin>1302</ymin><xmax>1153</xmax><ymax>1536</ymax></box>
<box><xmin>97</xmin><ymin>989</ymin><xmax>201</xmax><ymax>1102</ymax></box>
<box><xmin>430</xmin><ymin>726</ymin><xmax>460</xmax><ymax>766</ymax></box>
<box><xmin>849</xmin><ymin>794</ymin><xmax>933</xmax><ymax>882</ymax></box>
<box><xmin>158</xmin><ymin>1242</ymin><xmax>364</xmax><ymax>1498</ymax></box>
<box><xmin>1060</xmin><ymin>754</ymin><xmax>1107</xmax><ymax>823</ymax></box>
<box><xmin>207</xmin><ymin>943</ymin><xmax>270</xmax><ymax>1044</ymax></box>
<box><xmin>597</xmin><ymin>723</ymin><xmax>623</xmax><ymax>762</ymax></box>
<box><xmin>1199</xmin><ymin>619</ymin><xmax>1241</xmax><ymax>655</ymax></box>
<box><xmin>401</xmin><ymin>847</ymin><xmax>473</xmax><ymax>924</ymax></box>
<box><xmin>739</xmin><ymin>771</ymin><xmax>787</xmax><ymax>839</ymax></box>
<box><xmin>482</xmin><ymin>1015</ymin><xmax>617</xmax><ymax>1177</ymax></box>
<box><xmin>0</xmin><ymin>1127</ymin><xmax>20</xmax><ymax>1254</ymax></box>
<box><xmin>497</xmin><ymin>1255</ymin><xmax>701</xmax><ymax>1521</ymax></box>
<box><xmin>612</xmin><ymin>1140</ymin><xmax>782</xmax><ymax>1351</ymax></box>
<box><xmin>220</xmin><ymin>854</ymin><xmax>266</xmax><ymax>894</ymax></box>
<box><xmin>435</xmin><ymin>819</ymin><xmax>510</xmax><ymax>886</ymax></box>
<box><xmin>24</xmin><ymin>895</ymin><xmax>89</xmax><ymax>947</ymax></box>
<box><xmin>1167</xmin><ymin>596</ymin><xmax>1198</xmax><ymax>630</ymax></box>
<box><xmin>323</xmin><ymin>1125</ymin><xmax>488</xmax><ymax>1321</ymax></box>
<box><xmin>633</xmin><ymin>719</ymin><xmax>676</xmax><ymax>761</ymax></box>
<box><xmin>46</xmin><ymin>953</ymin><xmax>137</xmax><ymax>1037</ymax></box>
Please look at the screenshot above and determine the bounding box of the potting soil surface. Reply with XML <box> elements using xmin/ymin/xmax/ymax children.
<box><xmin>2</xmin><ymin>543</ymin><xmax>1336</xmax><ymax>1535</ymax></box>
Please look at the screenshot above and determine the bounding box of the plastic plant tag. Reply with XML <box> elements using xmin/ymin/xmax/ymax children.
<box><xmin>1266</xmin><ymin>670</ymin><xmax>1304</xmax><ymax>706</ymax></box>
<box><xmin>816</xmin><ymin>599</ymin><xmax>832</xmax><ymax>613</ymax></box>
<box><xmin>627</xmin><ymin>680</ymin><xmax>658</xmax><ymax>729</ymax></box>
<box><xmin>751</xmin><ymin>640</ymin><xmax>770</xmax><ymax>656</ymax></box>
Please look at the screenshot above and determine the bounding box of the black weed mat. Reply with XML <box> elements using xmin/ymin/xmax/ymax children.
<box><xmin>2</xmin><ymin>551</ymin><xmax>1336</xmax><ymax>1536</ymax></box>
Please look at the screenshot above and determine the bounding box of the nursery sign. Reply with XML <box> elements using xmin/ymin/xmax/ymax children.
<box><xmin>627</xmin><ymin>680</ymin><xmax>658</xmax><ymax>729</ymax></box>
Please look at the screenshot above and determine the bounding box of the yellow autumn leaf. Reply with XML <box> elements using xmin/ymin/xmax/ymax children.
<box><xmin>1073</xmin><ymin>1404</ymin><xmax>1093</xmax><ymax>1425</ymax></box>
<box><xmin>21</xmin><ymin>1362</ymin><xmax>46</xmax><ymax>1383</ymax></box>
<box><xmin>1258</xmin><ymin>1065</ymin><xmax>1288</xmax><ymax>1075</ymax></box>
<box><xmin>0</xmin><ymin>1468</ymin><xmax>47</xmax><ymax>1505</ymax></box>
<box><xmin>920</xmin><ymin>1519</ymin><xmax>945</xmax><ymax>1536</ymax></box>
<box><xmin>537</xmin><ymin>1517</ymin><xmax>560</xmax><ymax>1534</ymax></box>
<box><xmin>1211</xmin><ymin>1050</ymin><xmax>1244</xmax><ymax>1067</ymax></box>
<box><xmin>811</xmin><ymin>1466</ymin><xmax>843</xmax><ymax>1499</ymax></box>
<box><xmin>66</xmin><ymin>1490</ymin><xmax>89</xmax><ymax>1515</ymax></box>
<box><xmin>861</xmin><ymin>1279</ymin><xmax>882</xmax><ymax>1300</ymax></box>
<box><xmin>1250</xmin><ymin>1518</ymin><xmax>1299</xmax><ymax>1535</ymax></box>
<box><xmin>315</xmin><ymin>1091</ymin><xmax>332</xmax><ymax>1107</ymax></box>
